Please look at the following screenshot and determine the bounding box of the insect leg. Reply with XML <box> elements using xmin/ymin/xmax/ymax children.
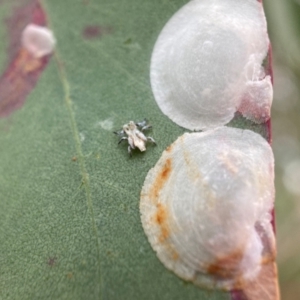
<box><xmin>141</xmin><ymin>125</ymin><xmax>152</xmax><ymax>132</ymax></box>
<box><xmin>147</xmin><ymin>137</ymin><xmax>156</xmax><ymax>145</ymax></box>
<box><xmin>118</xmin><ymin>137</ymin><xmax>128</xmax><ymax>144</ymax></box>
<box><xmin>136</xmin><ymin>118</ymin><xmax>148</xmax><ymax>128</ymax></box>
<box><xmin>128</xmin><ymin>145</ymin><xmax>133</xmax><ymax>157</ymax></box>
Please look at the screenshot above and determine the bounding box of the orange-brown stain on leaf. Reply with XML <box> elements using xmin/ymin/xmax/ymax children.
<box><xmin>148</xmin><ymin>157</ymin><xmax>180</xmax><ymax>260</ymax></box>
<box><xmin>153</xmin><ymin>203</ymin><xmax>179</xmax><ymax>260</ymax></box>
<box><xmin>149</xmin><ymin>157</ymin><xmax>172</xmax><ymax>202</ymax></box>
<box><xmin>155</xmin><ymin>203</ymin><xmax>170</xmax><ymax>243</ymax></box>
<box><xmin>261</xmin><ymin>254</ymin><xmax>275</xmax><ymax>265</ymax></box>
<box><xmin>206</xmin><ymin>248</ymin><xmax>244</xmax><ymax>279</ymax></box>
<box><xmin>0</xmin><ymin>0</ymin><xmax>50</xmax><ymax>117</ymax></box>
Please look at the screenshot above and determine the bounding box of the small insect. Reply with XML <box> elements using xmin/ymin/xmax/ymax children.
<box><xmin>114</xmin><ymin>119</ymin><xmax>156</xmax><ymax>156</ymax></box>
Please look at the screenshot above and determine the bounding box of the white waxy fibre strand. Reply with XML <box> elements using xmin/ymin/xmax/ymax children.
<box><xmin>150</xmin><ymin>0</ymin><xmax>272</xmax><ymax>130</ymax></box>
<box><xmin>22</xmin><ymin>24</ymin><xmax>56</xmax><ymax>58</ymax></box>
<box><xmin>140</xmin><ymin>127</ymin><xmax>275</xmax><ymax>290</ymax></box>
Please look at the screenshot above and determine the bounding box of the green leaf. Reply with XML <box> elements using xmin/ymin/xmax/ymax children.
<box><xmin>0</xmin><ymin>0</ymin><xmax>271</xmax><ymax>299</ymax></box>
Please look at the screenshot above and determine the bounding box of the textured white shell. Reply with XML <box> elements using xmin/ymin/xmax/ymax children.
<box><xmin>150</xmin><ymin>0</ymin><xmax>272</xmax><ymax>130</ymax></box>
<box><xmin>22</xmin><ymin>24</ymin><xmax>56</xmax><ymax>58</ymax></box>
<box><xmin>140</xmin><ymin>127</ymin><xmax>275</xmax><ymax>289</ymax></box>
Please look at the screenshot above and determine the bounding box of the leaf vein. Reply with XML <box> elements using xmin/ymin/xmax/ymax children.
<box><xmin>54</xmin><ymin>52</ymin><xmax>103</xmax><ymax>299</ymax></box>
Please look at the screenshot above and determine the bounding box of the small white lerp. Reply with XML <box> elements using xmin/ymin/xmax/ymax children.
<box><xmin>150</xmin><ymin>0</ymin><xmax>273</xmax><ymax>130</ymax></box>
<box><xmin>22</xmin><ymin>24</ymin><xmax>56</xmax><ymax>58</ymax></box>
<box><xmin>140</xmin><ymin>127</ymin><xmax>275</xmax><ymax>290</ymax></box>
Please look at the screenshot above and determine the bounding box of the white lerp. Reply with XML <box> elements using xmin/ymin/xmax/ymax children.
<box><xmin>22</xmin><ymin>24</ymin><xmax>56</xmax><ymax>58</ymax></box>
<box><xmin>140</xmin><ymin>127</ymin><xmax>275</xmax><ymax>289</ymax></box>
<box><xmin>150</xmin><ymin>0</ymin><xmax>272</xmax><ymax>130</ymax></box>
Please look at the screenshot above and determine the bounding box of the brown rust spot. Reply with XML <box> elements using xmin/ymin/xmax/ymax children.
<box><xmin>154</xmin><ymin>203</ymin><xmax>170</xmax><ymax>243</ymax></box>
<box><xmin>172</xmin><ymin>250</ymin><xmax>179</xmax><ymax>261</ymax></box>
<box><xmin>153</xmin><ymin>202</ymin><xmax>179</xmax><ymax>261</ymax></box>
<box><xmin>206</xmin><ymin>249</ymin><xmax>244</xmax><ymax>279</ymax></box>
<box><xmin>71</xmin><ymin>156</ymin><xmax>77</xmax><ymax>162</ymax></box>
<box><xmin>47</xmin><ymin>256</ymin><xmax>57</xmax><ymax>267</ymax></box>
<box><xmin>161</xmin><ymin>158</ymin><xmax>172</xmax><ymax>180</ymax></box>
<box><xmin>159</xmin><ymin>226</ymin><xmax>169</xmax><ymax>243</ymax></box>
<box><xmin>143</xmin><ymin>152</ymin><xmax>179</xmax><ymax>258</ymax></box>
<box><xmin>261</xmin><ymin>254</ymin><xmax>275</xmax><ymax>265</ymax></box>
<box><xmin>155</xmin><ymin>203</ymin><xmax>166</xmax><ymax>225</ymax></box>
<box><xmin>82</xmin><ymin>25</ymin><xmax>113</xmax><ymax>39</ymax></box>
<box><xmin>0</xmin><ymin>0</ymin><xmax>50</xmax><ymax>117</ymax></box>
<box><xmin>149</xmin><ymin>157</ymin><xmax>172</xmax><ymax>202</ymax></box>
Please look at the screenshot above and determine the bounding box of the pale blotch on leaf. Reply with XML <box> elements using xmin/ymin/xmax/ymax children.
<box><xmin>150</xmin><ymin>0</ymin><xmax>272</xmax><ymax>130</ymax></box>
<box><xmin>97</xmin><ymin>118</ymin><xmax>114</xmax><ymax>131</ymax></box>
<box><xmin>140</xmin><ymin>127</ymin><xmax>275</xmax><ymax>290</ymax></box>
<box><xmin>79</xmin><ymin>132</ymin><xmax>85</xmax><ymax>142</ymax></box>
<box><xmin>22</xmin><ymin>24</ymin><xmax>56</xmax><ymax>58</ymax></box>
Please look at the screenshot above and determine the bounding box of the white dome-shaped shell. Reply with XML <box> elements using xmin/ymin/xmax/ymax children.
<box><xmin>140</xmin><ymin>127</ymin><xmax>275</xmax><ymax>289</ymax></box>
<box><xmin>22</xmin><ymin>24</ymin><xmax>56</xmax><ymax>58</ymax></box>
<box><xmin>150</xmin><ymin>0</ymin><xmax>272</xmax><ymax>130</ymax></box>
